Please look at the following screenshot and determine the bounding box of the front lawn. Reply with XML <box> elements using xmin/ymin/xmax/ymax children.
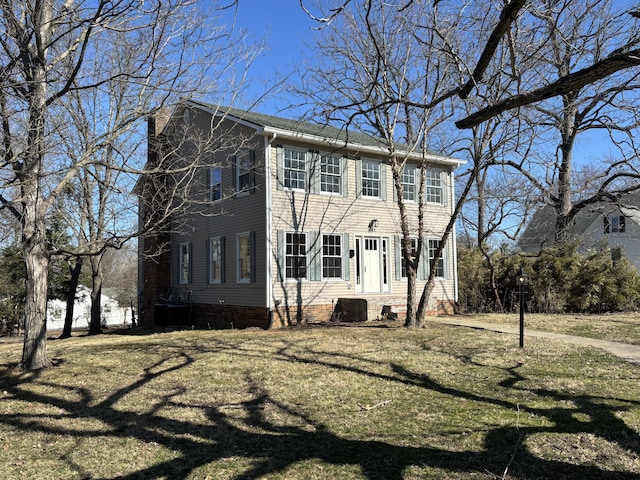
<box><xmin>0</xmin><ymin>321</ymin><xmax>639</xmax><ymax>479</ymax></box>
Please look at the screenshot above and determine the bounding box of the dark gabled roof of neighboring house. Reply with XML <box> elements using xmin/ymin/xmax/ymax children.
<box><xmin>183</xmin><ymin>100</ymin><xmax>464</xmax><ymax>167</ymax></box>
<box><xmin>517</xmin><ymin>192</ymin><xmax>640</xmax><ymax>252</ymax></box>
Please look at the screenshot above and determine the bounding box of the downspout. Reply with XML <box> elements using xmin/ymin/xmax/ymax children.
<box><xmin>264</xmin><ymin>131</ymin><xmax>277</xmax><ymax>325</ymax></box>
<box><xmin>450</xmin><ymin>169</ymin><xmax>459</xmax><ymax>305</ymax></box>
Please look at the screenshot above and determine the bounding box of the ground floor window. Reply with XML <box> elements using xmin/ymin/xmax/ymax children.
<box><xmin>286</xmin><ymin>232</ymin><xmax>307</xmax><ymax>279</ymax></box>
<box><xmin>237</xmin><ymin>233</ymin><xmax>252</xmax><ymax>282</ymax></box>
<box><xmin>428</xmin><ymin>239</ymin><xmax>445</xmax><ymax>278</ymax></box>
<box><xmin>179</xmin><ymin>243</ymin><xmax>191</xmax><ymax>284</ymax></box>
<box><xmin>322</xmin><ymin>234</ymin><xmax>342</xmax><ymax>279</ymax></box>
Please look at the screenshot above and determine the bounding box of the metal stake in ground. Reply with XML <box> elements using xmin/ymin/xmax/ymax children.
<box><xmin>516</xmin><ymin>268</ymin><xmax>528</xmax><ymax>348</ymax></box>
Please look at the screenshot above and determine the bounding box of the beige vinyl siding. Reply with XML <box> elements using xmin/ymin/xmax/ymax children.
<box><xmin>269</xmin><ymin>141</ymin><xmax>456</xmax><ymax>308</ymax></box>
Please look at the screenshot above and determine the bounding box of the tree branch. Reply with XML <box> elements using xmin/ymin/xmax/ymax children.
<box><xmin>457</xmin><ymin>48</ymin><xmax>640</xmax><ymax>128</ymax></box>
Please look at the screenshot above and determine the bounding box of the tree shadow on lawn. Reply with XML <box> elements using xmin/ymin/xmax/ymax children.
<box><xmin>0</xmin><ymin>337</ymin><xmax>639</xmax><ymax>479</ymax></box>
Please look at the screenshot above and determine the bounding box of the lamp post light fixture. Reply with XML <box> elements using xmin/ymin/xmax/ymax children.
<box><xmin>516</xmin><ymin>268</ymin><xmax>528</xmax><ymax>348</ymax></box>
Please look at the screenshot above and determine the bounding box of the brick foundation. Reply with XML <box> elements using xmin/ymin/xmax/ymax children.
<box><xmin>148</xmin><ymin>298</ymin><xmax>458</xmax><ymax>331</ymax></box>
<box><xmin>190</xmin><ymin>303</ymin><xmax>271</xmax><ymax>330</ymax></box>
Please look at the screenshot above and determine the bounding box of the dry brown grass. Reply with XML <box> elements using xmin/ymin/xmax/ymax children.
<box><xmin>0</xmin><ymin>320</ymin><xmax>639</xmax><ymax>479</ymax></box>
<box><xmin>466</xmin><ymin>312</ymin><xmax>640</xmax><ymax>344</ymax></box>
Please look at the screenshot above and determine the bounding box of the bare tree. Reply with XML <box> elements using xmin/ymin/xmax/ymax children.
<box><xmin>496</xmin><ymin>0</ymin><xmax>640</xmax><ymax>244</ymax></box>
<box><xmin>302</xmin><ymin>0</ymin><xmax>640</xmax><ymax>323</ymax></box>
<box><xmin>302</xmin><ymin>0</ymin><xmax>460</xmax><ymax>326</ymax></box>
<box><xmin>0</xmin><ymin>0</ymin><xmax>255</xmax><ymax>369</ymax></box>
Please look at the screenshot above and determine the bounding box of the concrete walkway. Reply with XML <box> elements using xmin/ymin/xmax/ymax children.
<box><xmin>429</xmin><ymin>317</ymin><xmax>640</xmax><ymax>365</ymax></box>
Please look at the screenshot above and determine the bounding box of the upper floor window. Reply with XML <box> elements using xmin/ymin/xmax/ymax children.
<box><xmin>209</xmin><ymin>167</ymin><xmax>222</xmax><ymax>202</ymax></box>
<box><xmin>604</xmin><ymin>215</ymin><xmax>625</xmax><ymax>234</ymax></box>
<box><xmin>284</xmin><ymin>148</ymin><xmax>307</xmax><ymax>190</ymax></box>
<box><xmin>426</xmin><ymin>169</ymin><xmax>443</xmax><ymax>204</ymax></box>
<box><xmin>179</xmin><ymin>243</ymin><xmax>191</xmax><ymax>284</ymax></box>
<box><xmin>361</xmin><ymin>159</ymin><xmax>381</xmax><ymax>198</ymax></box>
<box><xmin>236</xmin><ymin>152</ymin><xmax>253</xmax><ymax>194</ymax></box>
<box><xmin>285</xmin><ymin>232</ymin><xmax>307</xmax><ymax>279</ymax></box>
<box><xmin>322</xmin><ymin>234</ymin><xmax>342</xmax><ymax>279</ymax></box>
<box><xmin>402</xmin><ymin>165</ymin><xmax>416</xmax><ymax>201</ymax></box>
<box><xmin>321</xmin><ymin>154</ymin><xmax>341</xmax><ymax>194</ymax></box>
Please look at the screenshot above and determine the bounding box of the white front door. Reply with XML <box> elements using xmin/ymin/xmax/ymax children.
<box><xmin>363</xmin><ymin>237</ymin><xmax>380</xmax><ymax>292</ymax></box>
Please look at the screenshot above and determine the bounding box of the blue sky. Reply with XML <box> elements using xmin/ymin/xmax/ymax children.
<box><xmin>227</xmin><ymin>1</ymin><xmax>317</xmax><ymax>116</ymax></box>
<box><xmin>227</xmin><ymin>1</ymin><xmax>616</xmax><ymax>162</ymax></box>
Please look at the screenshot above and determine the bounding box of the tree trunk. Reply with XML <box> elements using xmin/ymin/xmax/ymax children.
<box><xmin>89</xmin><ymin>255</ymin><xmax>104</xmax><ymax>335</ymax></box>
<box><xmin>20</xmin><ymin>21</ymin><xmax>52</xmax><ymax>369</ymax></box>
<box><xmin>21</xmin><ymin>198</ymin><xmax>51</xmax><ymax>369</ymax></box>
<box><xmin>404</xmin><ymin>269</ymin><xmax>418</xmax><ymax>328</ymax></box>
<box><xmin>59</xmin><ymin>257</ymin><xmax>83</xmax><ymax>339</ymax></box>
<box><xmin>415</xmin><ymin>278</ymin><xmax>435</xmax><ymax>328</ymax></box>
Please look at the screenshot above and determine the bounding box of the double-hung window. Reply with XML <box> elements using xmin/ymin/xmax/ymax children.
<box><xmin>236</xmin><ymin>153</ymin><xmax>252</xmax><ymax>194</ymax></box>
<box><xmin>322</xmin><ymin>234</ymin><xmax>342</xmax><ymax>279</ymax></box>
<box><xmin>285</xmin><ymin>232</ymin><xmax>307</xmax><ymax>279</ymax></box>
<box><xmin>426</xmin><ymin>169</ymin><xmax>443</xmax><ymax>204</ymax></box>
<box><xmin>320</xmin><ymin>154</ymin><xmax>341</xmax><ymax>194</ymax></box>
<box><xmin>402</xmin><ymin>165</ymin><xmax>416</xmax><ymax>201</ymax></box>
<box><xmin>428</xmin><ymin>239</ymin><xmax>445</xmax><ymax>278</ymax></box>
<box><xmin>208</xmin><ymin>237</ymin><xmax>223</xmax><ymax>283</ymax></box>
<box><xmin>179</xmin><ymin>243</ymin><xmax>191</xmax><ymax>284</ymax></box>
<box><xmin>401</xmin><ymin>237</ymin><xmax>418</xmax><ymax>278</ymax></box>
<box><xmin>237</xmin><ymin>233</ymin><xmax>252</xmax><ymax>282</ymax></box>
<box><xmin>284</xmin><ymin>148</ymin><xmax>307</xmax><ymax>190</ymax></box>
<box><xmin>361</xmin><ymin>160</ymin><xmax>380</xmax><ymax>198</ymax></box>
<box><xmin>210</xmin><ymin>167</ymin><xmax>222</xmax><ymax>202</ymax></box>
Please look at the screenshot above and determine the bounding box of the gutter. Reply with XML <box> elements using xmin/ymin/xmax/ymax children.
<box><xmin>261</xmin><ymin>126</ymin><xmax>465</xmax><ymax>168</ymax></box>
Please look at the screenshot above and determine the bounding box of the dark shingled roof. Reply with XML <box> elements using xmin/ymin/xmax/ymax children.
<box><xmin>187</xmin><ymin>100</ymin><xmax>438</xmax><ymax>155</ymax></box>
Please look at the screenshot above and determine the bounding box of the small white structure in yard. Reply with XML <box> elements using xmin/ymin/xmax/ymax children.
<box><xmin>47</xmin><ymin>286</ymin><xmax>132</xmax><ymax>331</ymax></box>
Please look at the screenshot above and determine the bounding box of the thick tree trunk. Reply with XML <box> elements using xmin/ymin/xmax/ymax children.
<box><xmin>20</xmin><ymin>20</ymin><xmax>52</xmax><ymax>369</ymax></box>
<box><xmin>415</xmin><ymin>278</ymin><xmax>435</xmax><ymax>328</ymax></box>
<box><xmin>555</xmin><ymin>94</ymin><xmax>578</xmax><ymax>244</ymax></box>
<box><xmin>404</xmin><ymin>269</ymin><xmax>418</xmax><ymax>327</ymax></box>
<box><xmin>21</xmin><ymin>200</ymin><xmax>51</xmax><ymax>369</ymax></box>
<box><xmin>60</xmin><ymin>257</ymin><xmax>83</xmax><ymax>339</ymax></box>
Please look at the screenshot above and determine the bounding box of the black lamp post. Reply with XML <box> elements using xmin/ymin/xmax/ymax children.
<box><xmin>516</xmin><ymin>268</ymin><xmax>528</xmax><ymax>348</ymax></box>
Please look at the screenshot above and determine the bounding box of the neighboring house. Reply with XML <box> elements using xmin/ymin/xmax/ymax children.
<box><xmin>47</xmin><ymin>286</ymin><xmax>133</xmax><ymax>331</ymax></box>
<box><xmin>137</xmin><ymin>100</ymin><xmax>464</xmax><ymax>329</ymax></box>
<box><xmin>517</xmin><ymin>194</ymin><xmax>640</xmax><ymax>270</ymax></box>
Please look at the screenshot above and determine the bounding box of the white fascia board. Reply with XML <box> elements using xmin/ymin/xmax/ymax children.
<box><xmin>260</xmin><ymin>126</ymin><xmax>465</xmax><ymax>168</ymax></box>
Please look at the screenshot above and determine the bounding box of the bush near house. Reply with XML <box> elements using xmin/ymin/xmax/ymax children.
<box><xmin>458</xmin><ymin>243</ymin><xmax>640</xmax><ymax>314</ymax></box>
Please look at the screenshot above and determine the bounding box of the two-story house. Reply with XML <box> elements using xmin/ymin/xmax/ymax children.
<box><xmin>137</xmin><ymin>100</ymin><xmax>464</xmax><ymax>329</ymax></box>
<box><xmin>517</xmin><ymin>194</ymin><xmax>640</xmax><ymax>270</ymax></box>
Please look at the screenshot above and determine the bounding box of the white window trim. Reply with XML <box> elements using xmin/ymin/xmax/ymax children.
<box><xmin>283</xmin><ymin>147</ymin><xmax>308</xmax><ymax>192</ymax></box>
<box><xmin>321</xmin><ymin>233</ymin><xmax>343</xmax><ymax>281</ymax></box>
<box><xmin>361</xmin><ymin>159</ymin><xmax>381</xmax><ymax>199</ymax></box>
<box><xmin>400</xmin><ymin>237</ymin><xmax>418</xmax><ymax>280</ymax></box>
<box><xmin>402</xmin><ymin>164</ymin><xmax>417</xmax><ymax>202</ymax></box>
<box><xmin>428</xmin><ymin>239</ymin><xmax>446</xmax><ymax>279</ymax></box>
<box><xmin>285</xmin><ymin>231</ymin><xmax>308</xmax><ymax>281</ymax></box>
<box><xmin>425</xmin><ymin>168</ymin><xmax>444</xmax><ymax>205</ymax></box>
<box><xmin>320</xmin><ymin>154</ymin><xmax>342</xmax><ymax>196</ymax></box>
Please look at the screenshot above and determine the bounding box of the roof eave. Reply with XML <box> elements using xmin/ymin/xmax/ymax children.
<box><xmin>261</xmin><ymin>126</ymin><xmax>465</xmax><ymax>167</ymax></box>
